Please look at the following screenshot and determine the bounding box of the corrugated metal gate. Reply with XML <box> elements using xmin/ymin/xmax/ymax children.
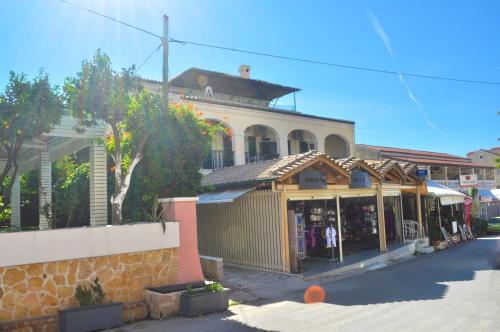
<box><xmin>197</xmin><ymin>190</ymin><xmax>285</xmax><ymax>272</ymax></box>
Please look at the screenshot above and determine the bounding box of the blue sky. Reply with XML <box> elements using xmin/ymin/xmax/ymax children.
<box><xmin>1</xmin><ymin>0</ymin><xmax>499</xmax><ymax>156</ymax></box>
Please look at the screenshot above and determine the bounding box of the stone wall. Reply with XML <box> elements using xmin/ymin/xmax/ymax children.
<box><xmin>0</xmin><ymin>248</ymin><xmax>178</xmax><ymax>329</ymax></box>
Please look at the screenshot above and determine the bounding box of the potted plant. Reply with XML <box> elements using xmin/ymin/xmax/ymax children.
<box><xmin>180</xmin><ymin>282</ymin><xmax>230</xmax><ymax>317</ymax></box>
<box><xmin>58</xmin><ymin>278</ymin><xmax>123</xmax><ymax>332</ymax></box>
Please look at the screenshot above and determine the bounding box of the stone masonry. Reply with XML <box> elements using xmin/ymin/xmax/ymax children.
<box><xmin>0</xmin><ymin>248</ymin><xmax>178</xmax><ymax>328</ymax></box>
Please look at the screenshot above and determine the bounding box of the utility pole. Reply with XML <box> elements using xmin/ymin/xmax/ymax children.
<box><xmin>162</xmin><ymin>15</ymin><xmax>169</xmax><ymax>109</ymax></box>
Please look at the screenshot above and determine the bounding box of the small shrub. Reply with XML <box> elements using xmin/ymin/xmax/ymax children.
<box><xmin>205</xmin><ymin>282</ymin><xmax>224</xmax><ymax>293</ymax></box>
<box><xmin>471</xmin><ymin>217</ymin><xmax>488</xmax><ymax>237</ymax></box>
<box><xmin>75</xmin><ymin>278</ymin><xmax>106</xmax><ymax>307</ymax></box>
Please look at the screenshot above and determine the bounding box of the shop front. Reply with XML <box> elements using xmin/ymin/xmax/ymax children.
<box><xmin>197</xmin><ymin>151</ymin><xmax>422</xmax><ymax>273</ymax></box>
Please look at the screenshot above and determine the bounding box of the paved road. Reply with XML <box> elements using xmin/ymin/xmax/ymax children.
<box><xmin>115</xmin><ymin>237</ymin><xmax>500</xmax><ymax>332</ymax></box>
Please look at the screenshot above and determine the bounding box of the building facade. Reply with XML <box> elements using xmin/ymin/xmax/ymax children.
<box><xmin>467</xmin><ymin>147</ymin><xmax>500</xmax><ymax>189</ymax></box>
<box><xmin>143</xmin><ymin>67</ymin><xmax>355</xmax><ymax>170</ymax></box>
<box><xmin>356</xmin><ymin>144</ymin><xmax>496</xmax><ymax>192</ymax></box>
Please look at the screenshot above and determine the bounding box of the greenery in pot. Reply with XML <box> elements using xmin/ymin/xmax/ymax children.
<box><xmin>428</xmin><ymin>218</ymin><xmax>443</xmax><ymax>242</ymax></box>
<box><xmin>75</xmin><ymin>278</ymin><xmax>106</xmax><ymax>307</ymax></box>
<box><xmin>186</xmin><ymin>282</ymin><xmax>225</xmax><ymax>295</ymax></box>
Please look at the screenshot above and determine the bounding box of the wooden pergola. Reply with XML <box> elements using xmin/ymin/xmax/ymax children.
<box><xmin>0</xmin><ymin>116</ymin><xmax>108</xmax><ymax>229</ymax></box>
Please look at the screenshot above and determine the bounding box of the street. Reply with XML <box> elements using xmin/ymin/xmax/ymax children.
<box><xmin>116</xmin><ymin>236</ymin><xmax>500</xmax><ymax>332</ymax></box>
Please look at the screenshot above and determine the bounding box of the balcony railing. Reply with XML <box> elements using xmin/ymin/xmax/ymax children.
<box><xmin>245</xmin><ymin>152</ymin><xmax>280</xmax><ymax>164</ymax></box>
<box><xmin>203</xmin><ymin>150</ymin><xmax>234</xmax><ymax>170</ymax></box>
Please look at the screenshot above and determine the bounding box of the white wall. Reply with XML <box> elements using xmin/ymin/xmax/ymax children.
<box><xmin>191</xmin><ymin>100</ymin><xmax>355</xmax><ymax>164</ymax></box>
<box><xmin>0</xmin><ymin>222</ymin><xmax>179</xmax><ymax>268</ymax></box>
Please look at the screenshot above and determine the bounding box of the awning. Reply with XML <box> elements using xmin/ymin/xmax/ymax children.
<box><xmin>479</xmin><ymin>189</ymin><xmax>500</xmax><ymax>202</ymax></box>
<box><xmin>198</xmin><ymin>187</ymin><xmax>254</xmax><ymax>205</ymax></box>
<box><xmin>426</xmin><ymin>180</ymin><xmax>465</xmax><ymax>205</ymax></box>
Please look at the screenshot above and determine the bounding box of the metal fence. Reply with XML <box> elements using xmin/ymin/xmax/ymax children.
<box><xmin>197</xmin><ymin>190</ymin><xmax>286</xmax><ymax>272</ymax></box>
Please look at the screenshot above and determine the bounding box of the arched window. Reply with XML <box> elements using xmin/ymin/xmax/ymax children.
<box><xmin>287</xmin><ymin>130</ymin><xmax>318</xmax><ymax>155</ymax></box>
<box><xmin>244</xmin><ymin>125</ymin><xmax>280</xmax><ymax>163</ymax></box>
<box><xmin>325</xmin><ymin>134</ymin><xmax>349</xmax><ymax>158</ymax></box>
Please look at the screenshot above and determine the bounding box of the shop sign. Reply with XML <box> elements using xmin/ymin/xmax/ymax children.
<box><xmin>459</xmin><ymin>174</ymin><xmax>477</xmax><ymax>187</ymax></box>
<box><xmin>350</xmin><ymin>170</ymin><xmax>371</xmax><ymax>189</ymax></box>
<box><xmin>299</xmin><ymin>170</ymin><xmax>327</xmax><ymax>189</ymax></box>
<box><xmin>416</xmin><ymin>169</ymin><xmax>428</xmax><ymax>177</ymax></box>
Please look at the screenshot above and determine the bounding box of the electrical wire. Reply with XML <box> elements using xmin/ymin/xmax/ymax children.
<box><xmin>136</xmin><ymin>42</ymin><xmax>163</xmax><ymax>72</ymax></box>
<box><xmin>60</xmin><ymin>0</ymin><xmax>500</xmax><ymax>86</ymax></box>
<box><xmin>169</xmin><ymin>39</ymin><xmax>500</xmax><ymax>85</ymax></box>
<box><xmin>60</xmin><ymin>0</ymin><xmax>162</xmax><ymax>40</ymax></box>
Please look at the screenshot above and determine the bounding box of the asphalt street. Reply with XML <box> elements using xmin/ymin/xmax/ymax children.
<box><xmin>115</xmin><ymin>236</ymin><xmax>500</xmax><ymax>332</ymax></box>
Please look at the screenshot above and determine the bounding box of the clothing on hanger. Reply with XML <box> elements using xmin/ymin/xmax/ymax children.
<box><xmin>326</xmin><ymin>226</ymin><xmax>337</xmax><ymax>248</ymax></box>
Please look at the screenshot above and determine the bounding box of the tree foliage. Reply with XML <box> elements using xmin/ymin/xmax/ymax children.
<box><xmin>0</xmin><ymin>71</ymin><xmax>63</xmax><ymax>196</ymax></box>
<box><xmin>64</xmin><ymin>50</ymin><xmax>161</xmax><ymax>224</ymax></box>
<box><xmin>122</xmin><ymin>103</ymin><xmax>223</xmax><ymax>222</ymax></box>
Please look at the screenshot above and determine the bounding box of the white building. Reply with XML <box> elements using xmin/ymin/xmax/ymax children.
<box><xmin>143</xmin><ymin>66</ymin><xmax>355</xmax><ymax>170</ymax></box>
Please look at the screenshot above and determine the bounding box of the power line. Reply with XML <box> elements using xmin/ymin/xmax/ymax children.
<box><xmin>60</xmin><ymin>0</ymin><xmax>500</xmax><ymax>86</ymax></box>
<box><xmin>60</xmin><ymin>0</ymin><xmax>162</xmax><ymax>40</ymax></box>
<box><xmin>136</xmin><ymin>42</ymin><xmax>163</xmax><ymax>72</ymax></box>
<box><xmin>169</xmin><ymin>39</ymin><xmax>500</xmax><ymax>86</ymax></box>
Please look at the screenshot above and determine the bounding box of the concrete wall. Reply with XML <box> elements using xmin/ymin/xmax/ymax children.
<box><xmin>0</xmin><ymin>222</ymin><xmax>179</xmax><ymax>268</ymax></box>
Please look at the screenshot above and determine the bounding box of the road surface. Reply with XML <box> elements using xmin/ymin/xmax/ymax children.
<box><xmin>115</xmin><ymin>236</ymin><xmax>500</xmax><ymax>332</ymax></box>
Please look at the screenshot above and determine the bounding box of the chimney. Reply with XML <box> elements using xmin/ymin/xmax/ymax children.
<box><xmin>239</xmin><ymin>65</ymin><xmax>251</xmax><ymax>79</ymax></box>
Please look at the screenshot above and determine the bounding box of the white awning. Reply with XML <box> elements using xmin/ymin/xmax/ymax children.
<box><xmin>426</xmin><ymin>180</ymin><xmax>465</xmax><ymax>206</ymax></box>
<box><xmin>198</xmin><ymin>187</ymin><xmax>254</xmax><ymax>205</ymax></box>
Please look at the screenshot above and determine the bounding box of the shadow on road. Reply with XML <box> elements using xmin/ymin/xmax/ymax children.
<box><xmin>240</xmin><ymin>237</ymin><xmax>500</xmax><ymax>307</ymax></box>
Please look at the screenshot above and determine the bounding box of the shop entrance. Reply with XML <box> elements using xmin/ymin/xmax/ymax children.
<box><xmin>383</xmin><ymin>196</ymin><xmax>403</xmax><ymax>244</ymax></box>
<box><xmin>288</xmin><ymin>199</ymin><xmax>339</xmax><ymax>261</ymax></box>
<box><xmin>340</xmin><ymin>196</ymin><xmax>380</xmax><ymax>256</ymax></box>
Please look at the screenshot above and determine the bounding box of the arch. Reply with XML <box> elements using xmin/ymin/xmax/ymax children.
<box><xmin>325</xmin><ymin>134</ymin><xmax>350</xmax><ymax>159</ymax></box>
<box><xmin>204</xmin><ymin>118</ymin><xmax>235</xmax><ymax>169</ymax></box>
<box><xmin>287</xmin><ymin>129</ymin><xmax>318</xmax><ymax>155</ymax></box>
<box><xmin>244</xmin><ymin>124</ymin><xmax>281</xmax><ymax>163</ymax></box>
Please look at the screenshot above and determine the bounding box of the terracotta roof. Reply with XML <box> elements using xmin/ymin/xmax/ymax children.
<box><xmin>167</xmin><ymin>67</ymin><xmax>300</xmax><ymax>101</ymax></box>
<box><xmin>396</xmin><ymin>161</ymin><xmax>418</xmax><ymax>176</ymax></box>
<box><xmin>202</xmin><ymin>151</ymin><xmax>328</xmax><ymax>188</ymax></box>
<box><xmin>358</xmin><ymin>144</ymin><xmax>468</xmax><ymax>161</ymax></box>
<box><xmin>335</xmin><ymin>156</ymin><xmax>382</xmax><ymax>179</ymax></box>
<box><xmin>388</xmin><ymin>156</ymin><xmax>494</xmax><ymax>168</ymax></box>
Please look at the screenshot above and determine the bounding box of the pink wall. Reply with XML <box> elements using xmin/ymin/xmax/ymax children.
<box><xmin>161</xmin><ymin>197</ymin><xmax>204</xmax><ymax>284</ymax></box>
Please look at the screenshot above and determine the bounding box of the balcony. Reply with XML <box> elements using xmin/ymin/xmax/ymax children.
<box><xmin>245</xmin><ymin>152</ymin><xmax>279</xmax><ymax>164</ymax></box>
<box><xmin>203</xmin><ymin>150</ymin><xmax>234</xmax><ymax>170</ymax></box>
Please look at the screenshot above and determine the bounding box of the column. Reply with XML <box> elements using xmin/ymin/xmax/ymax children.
<box><xmin>10</xmin><ymin>175</ymin><xmax>21</xmax><ymax>229</ymax></box>
<box><xmin>416</xmin><ymin>185</ymin><xmax>423</xmax><ymax>237</ymax></box>
<box><xmin>316</xmin><ymin>138</ymin><xmax>325</xmax><ymax>154</ymax></box>
<box><xmin>427</xmin><ymin>165</ymin><xmax>431</xmax><ymax>180</ymax></box>
<box><xmin>444</xmin><ymin>166</ymin><xmax>448</xmax><ymax>186</ymax></box>
<box><xmin>39</xmin><ymin>151</ymin><xmax>51</xmax><ymax>230</ymax></box>
<box><xmin>160</xmin><ymin>197</ymin><xmax>204</xmax><ymax>283</ymax></box>
<box><xmin>376</xmin><ymin>186</ymin><xmax>387</xmax><ymax>252</ymax></box>
<box><xmin>336</xmin><ymin>196</ymin><xmax>343</xmax><ymax>261</ymax></box>
<box><xmin>279</xmin><ymin>136</ymin><xmax>289</xmax><ymax>158</ymax></box>
<box><xmin>89</xmin><ymin>144</ymin><xmax>108</xmax><ymax>226</ymax></box>
<box><xmin>234</xmin><ymin>132</ymin><xmax>245</xmax><ymax>165</ymax></box>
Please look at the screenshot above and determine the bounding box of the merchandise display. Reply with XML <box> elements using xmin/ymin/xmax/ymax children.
<box><xmin>289</xmin><ymin>200</ymin><xmax>339</xmax><ymax>259</ymax></box>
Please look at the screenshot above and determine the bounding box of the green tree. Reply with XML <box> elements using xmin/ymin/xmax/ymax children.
<box><xmin>64</xmin><ymin>50</ymin><xmax>161</xmax><ymax>224</ymax></box>
<box><xmin>122</xmin><ymin>103</ymin><xmax>223</xmax><ymax>222</ymax></box>
<box><xmin>0</xmin><ymin>71</ymin><xmax>63</xmax><ymax>196</ymax></box>
<box><xmin>52</xmin><ymin>153</ymin><xmax>90</xmax><ymax>228</ymax></box>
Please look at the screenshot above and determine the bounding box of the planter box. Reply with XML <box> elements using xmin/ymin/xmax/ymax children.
<box><xmin>58</xmin><ymin>302</ymin><xmax>123</xmax><ymax>332</ymax></box>
<box><xmin>146</xmin><ymin>282</ymin><xmax>206</xmax><ymax>319</ymax></box>
<box><xmin>180</xmin><ymin>289</ymin><xmax>229</xmax><ymax>317</ymax></box>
